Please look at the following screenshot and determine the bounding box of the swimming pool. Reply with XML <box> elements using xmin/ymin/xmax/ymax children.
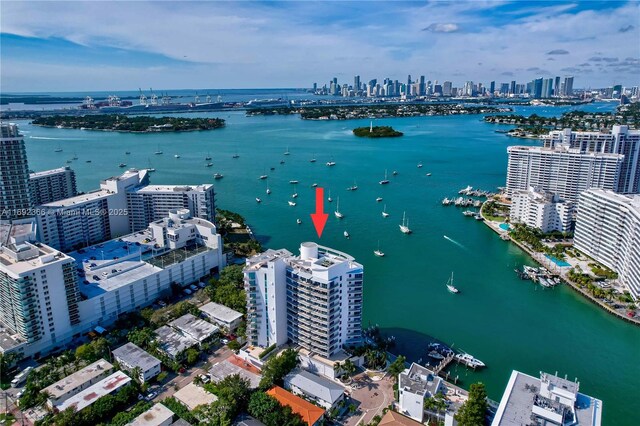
<box><xmin>499</xmin><ymin>223</ymin><xmax>510</xmax><ymax>231</ymax></box>
<box><xmin>545</xmin><ymin>254</ymin><xmax>570</xmax><ymax>267</ymax></box>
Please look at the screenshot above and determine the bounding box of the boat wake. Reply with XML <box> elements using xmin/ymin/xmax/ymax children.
<box><xmin>30</xmin><ymin>136</ymin><xmax>84</xmax><ymax>140</ymax></box>
<box><xmin>443</xmin><ymin>235</ymin><xmax>467</xmax><ymax>250</ymax></box>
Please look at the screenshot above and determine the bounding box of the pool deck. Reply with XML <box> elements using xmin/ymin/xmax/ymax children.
<box><xmin>480</xmin><ymin>202</ymin><xmax>640</xmax><ymax>327</ymax></box>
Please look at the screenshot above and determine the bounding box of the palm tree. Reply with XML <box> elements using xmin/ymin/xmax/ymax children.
<box><xmin>333</xmin><ymin>361</ymin><xmax>342</xmax><ymax>377</ymax></box>
<box><xmin>131</xmin><ymin>366</ymin><xmax>143</xmax><ymax>384</ymax></box>
<box><xmin>343</xmin><ymin>359</ymin><xmax>357</xmax><ymax>378</ymax></box>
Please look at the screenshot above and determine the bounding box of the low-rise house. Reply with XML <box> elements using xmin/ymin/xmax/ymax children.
<box><xmin>209</xmin><ymin>356</ymin><xmax>261</xmax><ymax>389</ymax></box>
<box><xmin>127</xmin><ymin>403</ymin><xmax>174</xmax><ymax>426</ymax></box>
<box><xmin>113</xmin><ymin>343</ymin><xmax>162</xmax><ymax>383</ymax></box>
<box><xmin>155</xmin><ymin>325</ymin><xmax>198</xmax><ymax>360</ymax></box>
<box><xmin>199</xmin><ymin>302</ymin><xmax>243</xmax><ymax>332</ymax></box>
<box><xmin>378</xmin><ymin>410</ymin><xmax>424</xmax><ymax>426</ymax></box>
<box><xmin>42</xmin><ymin>359</ymin><xmax>113</xmax><ymax>409</ymax></box>
<box><xmin>398</xmin><ymin>363</ymin><xmax>445</xmax><ymax>423</ymax></box>
<box><xmin>173</xmin><ymin>382</ymin><xmax>218</xmax><ymax>411</ymax></box>
<box><xmin>266</xmin><ymin>386</ymin><xmax>325</xmax><ymax>426</ymax></box>
<box><xmin>492</xmin><ymin>370</ymin><xmax>602</xmax><ymax>426</ymax></box>
<box><xmin>284</xmin><ymin>369</ymin><xmax>344</xmax><ymax>411</ymax></box>
<box><xmin>57</xmin><ymin>371</ymin><xmax>132</xmax><ymax>413</ymax></box>
<box><xmin>297</xmin><ymin>348</ymin><xmax>361</xmax><ymax>381</ymax></box>
<box><xmin>169</xmin><ymin>314</ymin><xmax>218</xmax><ymax>344</ymax></box>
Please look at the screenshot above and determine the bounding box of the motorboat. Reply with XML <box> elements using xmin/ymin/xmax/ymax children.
<box><xmin>118</xmin><ymin>163</ymin><xmax>127</xmax><ymax>168</ymax></box>
<box><xmin>455</xmin><ymin>352</ymin><xmax>485</xmax><ymax>368</ymax></box>
<box><xmin>417</xmin><ymin>162</ymin><xmax>423</xmax><ymax>168</ymax></box>
<box><xmin>213</xmin><ymin>173</ymin><xmax>223</xmax><ymax>179</ymax></box>
<box><xmin>205</xmin><ymin>163</ymin><xmax>213</xmax><ymax>167</ymax></box>
<box><xmin>205</xmin><ymin>153</ymin><xmax>212</xmax><ymax>160</ymax></box>
<box><xmin>256</xmin><ymin>198</ymin><xmax>261</xmax><ymax>203</ymax></box>
<box><xmin>392</xmin><ymin>170</ymin><xmax>398</xmax><ymax>176</ymax></box>
<box><xmin>376</xmin><ymin>197</ymin><xmax>383</xmax><ymax>202</ymax></box>
<box><xmin>426</xmin><ymin>173</ymin><xmax>432</xmax><ymax>176</ymax></box>
<box><xmin>442</xmin><ymin>198</ymin><xmax>451</xmax><ymax>206</ymax></box>
<box><xmin>259</xmin><ymin>174</ymin><xmax>268</xmax><ymax>180</ymax></box>
<box><xmin>344</xmin><ymin>231</ymin><xmax>350</xmax><ymax>238</ymax></box>
<box><xmin>400</xmin><ymin>211</ymin><xmax>411</xmax><ymax>233</ymax></box>
<box><xmin>326</xmin><ymin>161</ymin><xmax>336</xmax><ymax>166</ymax></box>
<box><xmin>288</xmin><ymin>201</ymin><xmax>296</xmax><ymax>206</ymax></box>
<box><xmin>446</xmin><ymin>272</ymin><xmax>459</xmax><ymax>294</ymax></box>
<box><xmin>289</xmin><ymin>180</ymin><xmax>299</xmax><ymax>184</ymax></box>
<box><xmin>312</xmin><ymin>183</ymin><xmax>318</xmax><ymax>187</ymax></box>
<box><xmin>297</xmin><ymin>219</ymin><xmax>302</xmax><ymax>225</ymax></box>
<box><xmin>428</xmin><ymin>350</ymin><xmax>444</xmax><ymax>360</ymax></box>
<box><xmin>292</xmin><ymin>193</ymin><xmax>298</xmax><ymax>198</ymax></box>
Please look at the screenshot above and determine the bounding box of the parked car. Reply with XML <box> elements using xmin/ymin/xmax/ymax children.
<box><xmin>198</xmin><ymin>282</ymin><xmax>207</xmax><ymax>289</ymax></box>
<box><xmin>183</xmin><ymin>289</ymin><xmax>192</xmax><ymax>296</ymax></box>
<box><xmin>157</xmin><ymin>300</ymin><xmax>167</xmax><ymax>307</ymax></box>
<box><xmin>145</xmin><ymin>391</ymin><xmax>157</xmax><ymax>401</ymax></box>
<box><xmin>221</xmin><ymin>338</ymin><xmax>229</xmax><ymax>345</ymax></box>
<box><xmin>189</xmin><ymin>284</ymin><xmax>198</xmax><ymax>291</ymax></box>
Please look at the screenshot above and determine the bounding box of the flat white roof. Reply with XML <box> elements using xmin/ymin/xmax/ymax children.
<box><xmin>41</xmin><ymin>189</ymin><xmax>111</xmax><ymax>208</ymax></box>
<box><xmin>113</xmin><ymin>343</ymin><xmax>161</xmax><ymax>372</ymax></box>
<box><xmin>134</xmin><ymin>184</ymin><xmax>212</xmax><ymax>193</ymax></box>
<box><xmin>199</xmin><ymin>302</ymin><xmax>243</xmax><ymax>324</ymax></box>
<box><xmin>57</xmin><ymin>371</ymin><xmax>131</xmax><ymax>413</ymax></box>
<box><xmin>155</xmin><ymin>325</ymin><xmax>198</xmax><ymax>357</ymax></box>
<box><xmin>127</xmin><ymin>403</ymin><xmax>174</xmax><ymax>426</ymax></box>
<box><xmin>43</xmin><ymin>359</ymin><xmax>113</xmax><ymax>400</ymax></box>
<box><xmin>173</xmin><ymin>383</ymin><xmax>217</xmax><ymax>411</ymax></box>
<box><xmin>169</xmin><ymin>314</ymin><xmax>218</xmax><ymax>342</ymax></box>
<box><xmin>30</xmin><ymin>167</ymin><xmax>71</xmax><ymax>179</ymax></box>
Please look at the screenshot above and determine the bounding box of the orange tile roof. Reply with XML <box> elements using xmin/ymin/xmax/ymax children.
<box><xmin>228</xmin><ymin>355</ymin><xmax>261</xmax><ymax>374</ymax></box>
<box><xmin>266</xmin><ymin>386</ymin><xmax>325</xmax><ymax>426</ymax></box>
<box><xmin>378</xmin><ymin>410</ymin><xmax>424</xmax><ymax>426</ymax></box>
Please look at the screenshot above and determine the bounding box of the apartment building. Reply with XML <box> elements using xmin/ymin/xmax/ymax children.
<box><xmin>244</xmin><ymin>242</ymin><xmax>363</xmax><ymax>358</ymax></box>
<box><xmin>510</xmin><ymin>187</ymin><xmax>574</xmax><ymax>233</ymax></box>
<box><xmin>0</xmin><ymin>123</ymin><xmax>31</xmax><ymax>220</ymax></box>
<box><xmin>42</xmin><ymin>359</ymin><xmax>113</xmax><ymax>408</ymax></box>
<box><xmin>574</xmin><ymin>189</ymin><xmax>640</xmax><ymax>299</ymax></box>
<box><xmin>29</xmin><ymin>166</ymin><xmax>77</xmax><ymax>206</ymax></box>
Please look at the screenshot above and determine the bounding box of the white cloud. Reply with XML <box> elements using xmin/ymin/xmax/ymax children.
<box><xmin>423</xmin><ymin>23</ymin><xmax>459</xmax><ymax>33</ymax></box>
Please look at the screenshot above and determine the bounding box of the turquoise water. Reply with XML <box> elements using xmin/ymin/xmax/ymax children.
<box><xmin>499</xmin><ymin>223</ymin><xmax>510</xmax><ymax>231</ymax></box>
<box><xmin>545</xmin><ymin>254</ymin><xmax>571</xmax><ymax>267</ymax></box>
<box><xmin>15</xmin><ymin>101</ymin><xmax>638</xmax><ymax>424</ymax></box>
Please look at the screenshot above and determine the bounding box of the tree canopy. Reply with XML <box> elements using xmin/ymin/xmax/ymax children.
<box><xmin>455</xmin><ymin>382</ymin><xmax>488</xmax><ymax>426</ymax></box>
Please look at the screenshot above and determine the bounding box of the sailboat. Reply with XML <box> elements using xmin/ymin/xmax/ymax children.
<box><xmin>310</xmin><ymin>154</ymin><xmax>317</xmax><ymax>163</ymax></box>
<box><xmin>256</xmin><ymin>198</ymin><xmax>262</xmax><ymax>203</ymax></box>
<box><xmin>379</xmin><ymin>170</ymin><xmax>390</xmax><ymax>185</ymax></box>
<box><xmin>205</xmin><ymin>152</ymin><xmax>212</xmax><ymax>161</ymax></box>
<box><xmin>154</xmin><ymin>145</ymin><xmax>163</xmax><ymax>155</ymax></box>
<box><xmin>232</xmin><ymin>152</ymin><xmax>240</xmax><ymax>159</ymax></box>
<box><xmin>54</xmin><ymin>145</ymin><xmax>63</xmax><ymax>153</ymax></box>
<box><xmin>374</xmin><ymin>241</ymin><xmax>385</xmax><ymax>257</ymax></box>
<box><xmin>266</xmin><ymin>182</ymin><xmax>271</xmax><ymax>195</ymax></box>
<box><xmin>326</xmin><ymin>157</ymin><xmax>336</xmax><ymax>166</ymax></box>
<box><xmin>382</xmin><ymin>205</ymin><xmax>390</xmax><ymax>218</ymax></box>
<box><xmin>327</xmin><ymin>190</ymin><xmax>333</xmax><ymax>203</ymax></box>
<box><xmin>259</xmin><ymin>169</ymin><xmax>268</xmax><ymax>180</ymax></box>
<box><xmin>205</xmin><ymin>162</ymin><xmax>213</xmax><ymax>167</ymax></box>
<box><xmin>347</xmin><ymin>180</ymin><xmax>358</xmax><ymax>191</ymax></box>
<box><xmin>417</xmin><ymin>162</ymin><xmax>423</xmax><ymax>168</ymax></box>
<box><xmin>446</xmin><ymin>272</ymin><xmax>459</xmax><ymax>294</ymax></box>
<box><xmin>400</xmin><ymin>211</ymin><xmax>412</xmax><ymax>234</ymax></box>
<box><xmin>334</xmin><ymin>197</ymin><xmax>344</xmax><ymax>218</ymax></box>
<box><xmin>72</xmin><ymin>153</ymin><xmax>78</xmax><ymax>160</ymax></box>
<box><xmin>284</xmin><ymin>147</ymin><xmax>290</xmax><ymax>155</ymax></box>
<box><xmin>147</xmin><ymin>159</ymin><xmax>156</xmax><ymax>172</ymax></box>
<box><xmin>292</xmin><ymin>184</ymin><xmax>298</xmax><ymax>198</ymax></box>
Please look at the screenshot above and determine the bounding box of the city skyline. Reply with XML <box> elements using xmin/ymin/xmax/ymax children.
<box><xmin>1</xmin><ymin>1</ymin><xmax>639</xmax><ymax>91</ymax></box>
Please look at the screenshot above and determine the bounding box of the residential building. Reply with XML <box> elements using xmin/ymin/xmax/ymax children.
<box><xmin>29</xmin><ymin>167</ymin><xmax>77</xmax><ymax>206</ymax></box>
<box><xmin>506</xmin><ymin>145</ymin><xmax>623</xmax><ymax>203</ymax></box>
<box><xmin>208</xmin><ymin>355</ymin><xmax>261</xmax><ymax>389</ymax></box>
<box><xmin>284</xmin><ymin>369</ymin><xmax>344</xmax><ymax>411</ymax></box>
<box><xmin>543</xmin><ymin>126</ymin><xmax>640</xmax><ymax>194</ymax></box>
<box><xmin>378</xmin><ymin>411</ymin><xmax>423</xmax><ymax>426</ymax></box>
<box><xmin>169</xmin><ymin>313</ymin><xmax>218</xmax><ymax>344</ymax></box>
<box><xmin>173</xmin><ymin>382</ymin><xmax>217</xmax><ymax>410</ymax></box>
<box><xmin>113</xmin><ymin>342</ymin><xmax>162</xmax><ymax>383</ymax></box>
<box><xmin>398</xmin><ymin>363</ymin><xmax>445</xmax><ymax>423</ymax></box>
<box><xmin>510</xmin><ymin>187</ymin><xmax>574</xmax><ymax>233</ymax></box>
<box><xmin>127</xmin><ymin>403</ymin><xmax>174</xmax><ymax>426</ymax></box>
<box><xmin>0</xmin><ymin>123</ymin><xmax>31</xmax><ymax>220</ymax></box>
<box><xmin>492</xmin><ymin>370</ymin><xmax>602</xmax><ymax>426</ymax></box>
<box><xmin>126</xmin><ymin>184</ymin><xmax>215</xmax><ymax>232</ymax></box>
<box><xmin>41</xmin><ymin>359</ymin><xmax>113</xmax><ymax>409</ymax></box>
<box><xmin>574</xmin><ymin>189</ymin><xmax>640</xmax><ymax>299</ymax></box>
<box><xmin>244</xmin><ymin>242</ymin><xmax>363</xmax><ymax>358</ymax></box>
<box><xmin>155</xmin><ymin>325</ymin><xmax>198</xmax><ymax>360</ymax></box>
<box><xmin>266</xmin><ymin>386</ymin><xmax>325</xmax><ymax>426</ymax></box>
<box><xmin>199</xmin><ymin>302</ymin><xmax>243</xmax><ymax>332</ymax></box>
<box><xmin>57</xmin><ymin>370</ymin><xmax>132</xmax><ymax>413</ymax></box>
<box><xmin>0</xmin><ymin>233</ymin><xmax>81</xmax><ymax>360</ymax></box>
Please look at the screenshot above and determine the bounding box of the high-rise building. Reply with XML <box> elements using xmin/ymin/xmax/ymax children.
<box><xmin>506</xmin><ymin>145</ymin><xmax>623</xmax><ymax>203</ymax></box>
<box><xmin>0</xmin><ymin>123</ymin><xmax>31</xmax><ymax>220</ymax></box>
<box><xmin>543</xmin><ymin>126</ymin><xmax>640</xmax><ymax>194</ymax></box>
<box><xmin>353</xmin><ymin>75</ymin><xmax>360</xmax><ymax>92</ymax></box>
<box><xmin>29</xmin><ymin>166</ymin><xmax>78</xmax><ymax>206</ymax></box>
<box><xmin>554</xmin><ymin>76</ymin><xmax>561</xmax><ymax>96</ymax></box>
<box><xmin>443</xmin><ymin>81</ymin><xmax>452</xmax><ymax>97</ymax></box>
<box><xmin>489</xmin><ymin>81</ymin><xmax>495</xmax><ymax>95</ymax></box>
<box><xmin>509</xmin><ymin>80</ymin><xmax>516</xmax><ymax>95</ymax></box>
<box><xmin>500</xmin><ymin>83</ymin><xmax>510</xmax><ymax>96</ymax></box>
<box><xmin>244</xmin><ymin>242</ymin><xmax>363</xmax><ymax>358</ymax></box>
<box><xmin>563</xmin><ymin>76</ymin><xmax>574</xmax><ymax>96</ymax></box>
<box><xmin>574</xmin><ymin>189</ymin><xmax>640</xmax><ymax>299</ymax></box>
<box><xmin>510</xmin><ymin>187</ymin><xmax>574</xmax><ymax>233</ymax></box>
<box><xmin>533</xmin><ymin>78</ymin><xmax>543</xmax><ymax>99</ymax></box>
<box><xmin>541</xmin><ymin>78</ymin><xmax>554</xmax><ymax>98</ymax></box>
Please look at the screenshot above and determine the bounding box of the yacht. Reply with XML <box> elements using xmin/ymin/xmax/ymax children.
<box><xmin>428</xmin><ymin>350</ymin><xmax>445</xmax><ymax>360</ymax></box>
<box><xmin>232</xmin><ymin>153</ymin><xmax>240</xmax><ymax>159</ymax></box>
<box><xmin>205</xmin><ymin>163</ymin><xmax>213</xmax><ymax>167</ymax></box>
<box><xmin>382</xmin><ymin>205</ymin><xmax>390</xmax><ymax>218</ymax></box>
<box><xmin>426</xmin><ymin>173</ymin><xmax>432</xmax><ymax>176</ymax></box>
<box><xmin>334</xmin><ymin>197</ymin><xmax>344</xmax><ymax>218</ymax></box>
<box><xmin>259</xmin><ymin>174</ymin><xmax>268</xmax><ymax>180</ymax></box>
<box><xmin>118</xmin><ymin>162</ymin><xmax>127</xmax><ymax>168</ymax></box>
<box><xmin>54</xmin><ymin>146</ymin><xmax>63</xmax><ymax>153</ymax></box>
<box><xmin>379</xmin><ymin>170</ymin><xmax>390</xmax><ymax>185</ymax></box>
<box><xmin>417</xmin><ymin>162</ymin><xmax>423</xmax><ymax>168</ymax></box>
<box><xmin>347</xmin><ymin>181</ymin><xmax>358</xmax><ymax>191</ymax></box>
<box><xmin>400</xmin><ymin>211</ymin><xmax>412</xmax><ymax>234</ymax></box>
<box><xmin>297</xmin><ymin>219</ymin><xmax>302</xmax><ymax>225</ymax></box>
<box><xmin>446</xmin><ymin>272</ymin><xmax>459</xmax><ymax>294</ymax></box>
<box><xmin>454</xmin><ymin>352</ymin><xmax>485</xmax><ymax>368</ymax></box>
<box><xmin>289</xmin><ymin>180</ymin><xmax>299</xmax><ymax>184</ymax></box>
<box><xmin>327</xmin><ymin>190</ymin><xmax>333</xmax><ymax>203</ymax></box>
<box><xmin>288</xmin><ymin>201</ymin><xmax>297</xmax><ymax>206</ymax></box>
<box><xmin>376</xmin><ymin>197</ymin><xmax>383</xmax><ymax>202</ymax></box>
<box><xmin>213</xmin><ymin>173</ymin><xmax>224</xmax><ymax>179</ymax></box>
<box><xmin>256</xmin><ymin>198</ymin><xmax>261</xmax><ymax>203</ymax></box>
<box><xmin>326</xmin><ymin>160</ymin><xmax>336</xmax><ymax>166</ymax></box>
<box><xmin>344</xmin><ymin>231</ymin><xmax>350</xmax><ymax>239</ymax></box>
<box><xmin>374</xmin><ymin>241</ymin><xmax>385</xmax><ymax>257</ymax></box>
<box><xmin>442</xmin><ymin>198</ymin><xmax>451</xmax><ymax>206</ymax></box>
<box><xmin>174</xmin><ymin>154</ymin><xmax>181</xmax><ymax>158</ymax></box>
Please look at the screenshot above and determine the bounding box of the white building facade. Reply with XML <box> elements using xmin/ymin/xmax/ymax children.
<box><xmin>574</xmin><ymin>189</ymin><xmax>640</xmax><ymax>299</ymax></box>
<box><xmin>29</xmin><ymin>166</ymin><xmax>77</xmax><ymax>206</ymax></box>
<box><xmin>510</xmin><ymin>187</ymin><xmax>574</xmax><ymax>233</ymax></box>
<box><xmin>244</xmin><ymin>243</ymin><xmax>363</xmax><ymax>358</ymax></box>
<box><xmin>0</xmin><ymin>123</ymin><xmax>31</xmax><ymax>220</ymax></box>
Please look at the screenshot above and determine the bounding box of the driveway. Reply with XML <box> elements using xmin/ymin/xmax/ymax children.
<box><xmin>342</xmin><ymin>373</ymin><xmax>395</xmax><ymax>426</ymax></box>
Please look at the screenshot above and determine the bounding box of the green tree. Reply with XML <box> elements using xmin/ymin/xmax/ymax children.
<box><xmin>259</xmin><ymin>348</ymin><xmax>299</xmax><ymax>390</ymax></box>
<box><xmin>387</xmin><ymin>355</ymin><xmax>406</xmax><ymax>381</ymax></box>
<box><xmin>455</xmin><ymin>382</ymin><xmax>488</xmax><ymax>426</ymax></box>
<box><xmin>248</xmin><ymin>392</ymin><xmax>306</xmax><ymax>426</ymax></box>
<box><xmin>342</xmin><ymin>358</ymin><xmax>357</xmax><ymax>379</ymax></box>
<box><xmin>228</xmin><ymin>340</ymin><xmax>242</xmax><ymax>352</ymax></box>
<box><xmin>185</xmin><ymin>348</ymin><xmax>200</xmax><ymax>365</ymax></box>
<box><xmin>128</xmin><ymin>327</ymin><xmax>157</xmax><ymax>349</ymax></box>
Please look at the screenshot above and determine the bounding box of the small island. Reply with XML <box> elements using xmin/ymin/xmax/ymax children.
<box><xmin>31</xmin><ymin>114</ymin><xmax>225</xmax><ymax>133</ymax></box>
<box><xmin>353</xmin><ymin>126</ymin><xmax>403</xmax><ymax>138</ymax></box>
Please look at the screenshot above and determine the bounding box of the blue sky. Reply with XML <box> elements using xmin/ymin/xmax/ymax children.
<box><xmin>1</xmin><ymin>1</ymin><xmax>638</xmax><ymax>92</ymax></box>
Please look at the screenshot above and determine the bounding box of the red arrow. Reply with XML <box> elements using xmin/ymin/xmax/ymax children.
<box><xmin>310</xmin><ymin>187</ymin><xmax>329</xmax><ymax>238</ymax></box>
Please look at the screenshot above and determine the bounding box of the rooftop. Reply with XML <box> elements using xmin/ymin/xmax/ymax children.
<box><xmin>285</xmin><ymin>369</ymin><xmax>344</xmax><ymax>405</ymax></box>
<box><xmin>29</xmin><ymin>167</ymin><xmax>72</xmax><ymax>179</ymax></box>
<box><xmin>234</xmin><ymin>414</ymin><xmax>266</xmax><ymax>426</ymax></box>
<box><xmin>492</xmin><ymin>370</ymin><xmax>602</xmax><ymax>426</ymax></box>
<box><xmin>133</xmin><ymin>184</ymin><xmax>212</xmax><ymax>193</ymax></box>
<box><xmin>41</xmin><ymin>189</ymin><xmax>112</xmax><ymax>208</ymax></box>
<box><xmin>209</xmin><ymin>356</ymin><xmax>261</xmax><ymax>389</ymax></box>
<box><xmin>378</xmin><ymin>410</ymin><xmax>423</xmax><ymax>426</ymax></box>
<box><xmin>173</xmin><ymin>383</ymin><xmax>217</xmax><ymax>411</ymax></box>
<box><xmin>43</xmin><ymin>359</ymin><xmax>114</xmax><ymax>400</ymax></box>
<box><xmin>113</xmin><ymin>343</ymin><xmax>161</xmax><ymax>372</ymax></box>
<box><xmin>169</xmin><ymin>314</ymin><xmax>218</xmax><ymax>342</ymax></box>
<box><xmin>399</xmin><ymin>363</ymin><xmax>442</xmax><ymax>397</ymax></box>
<box><xmin>267</xmin><ymin>386</ymin><xmax>325</xmax><ymax>426</ymax></box>
<box><xmin>155</xmin><ymin>325</ymin><xmax>198</xmax><ymax>358</ymax></box>
<box><xmin>127</xmin><ymin>403</ymin><xmax>174</xmax><ymax>426</ymax></box>
<box><xmin>57</xmin><ymin>371</ymin><xmax>131</xmax><ymax>413</ymax></box>
<box><xmin>199</xmin><ymin>302</ymin><xmax>243</xmax><ymax>324</ymax></box>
